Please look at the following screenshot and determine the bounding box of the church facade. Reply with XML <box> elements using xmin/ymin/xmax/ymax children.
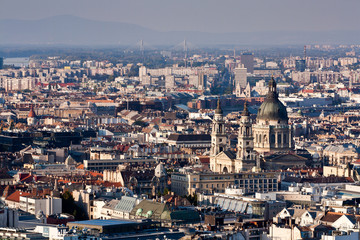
<box><xmin>210</xmin><ymin>78</ymin><xmax>306</xmax><ymax>173</ymax></box>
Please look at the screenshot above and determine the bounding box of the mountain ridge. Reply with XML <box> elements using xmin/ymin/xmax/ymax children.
<box><xmin>1</xmin><ymin>15</ymin><xmax>359</xmax><ymax>46</ymax></box>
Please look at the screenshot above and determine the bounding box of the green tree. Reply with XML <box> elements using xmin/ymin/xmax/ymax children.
<box><xmin>186</xmin><ymin>193</ymin><xmax>198</xmax><ymax>206</ymax></box>
<box><xmin>61</xmin><ymin>191</ymin><xmax>75</xmax><ymax>214</ymax></box>
<box><xmin>133</xmin><ymin>120</ymin><xmax>147</xmax><ymax>127</ymax></box>
<box><xmin>61</xmin><ymin>191</ymin><xmax>87</xmax><ymax>220</ymax></box>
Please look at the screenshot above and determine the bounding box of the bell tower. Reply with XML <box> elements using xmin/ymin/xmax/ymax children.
<box><xmin>235</xmin><ymin>102</ymin><xmax>257</xmax><ymax>172</ymax></box>
<box><xmin>27</xmin><ymin>106</ymin><xmax>37</xmax><ymax>126</ymax></box>
<box><xmin>210</xmin><ymin>99</ymin><xmax>227</xmax><ymax>156</ymax></box>
<box><xmin>237</xmin><ymin>102</ymin><xmax>254</xmax><ymax>159</ymax></box>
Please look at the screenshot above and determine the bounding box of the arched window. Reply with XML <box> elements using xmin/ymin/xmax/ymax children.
<box><xmin>259</xmin><ymin>134</ymin><xmax>262</xmax><ymax>143</ymax></box>
<box><xmin>246</xmin><ymin>127</ymin><xmax>250</xmax><ymax>136</ymax></box>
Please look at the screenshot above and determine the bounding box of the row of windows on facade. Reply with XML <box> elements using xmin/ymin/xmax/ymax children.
<box><xmin>88</xmin><ymin>162</ymin><xmax>150</xmax><ymax>166</ymax></box>
<box><xmin>238</xmin><ymin>184</ymin><xmax>278</xmax><ymax>189</ymax></box>
<box><xmin>189</xmin><ymin>183</ymin><xmax>277</xmax><ymax>189</ymax></box>
<box><xmin>237</xmin><ymin>179</ymin><xmax>277</xmax><ymax>184</ymax></box>
<box><xmin>255</xmin><ymin>133</ymin><xmax>288</xmax><ymax>144</ymax></box>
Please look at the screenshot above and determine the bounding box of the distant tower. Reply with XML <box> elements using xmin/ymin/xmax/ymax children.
<box><xmin>304</xmin><ymin>45</ymin><xmax>307</xmax><ymax>69</ymax></box>
<box><xmin>27</xmin><ymin>106</ymin><xmax>37</xmax><ymax>126</ymax></box>
<box><xmin>210</xmin><ymin>99</ymin><xmax>227</xmax><ymax>156</ymax></box>
<box><xmin>234</xmin><ymin>64</ymin><xmax>248</xmax><ymax>96</ymax></box>
<box><xmin>140</xmin><ymin>39</ymin><xmax>144</xmax><ymax>52</ymax></box>
<box><xmin>184</xmin><ymin>39</ymin><xmax>188</xmax><ymax>68</ymax></box>
<box><xmin>240</xmin><ymin>53</ymin><xmax>254</xmax><ymax>73</ymax></box>
<box><xmin>139</xmin><ymin>39</ymin><xmax>145</xmax><ymax>62</ymax></box>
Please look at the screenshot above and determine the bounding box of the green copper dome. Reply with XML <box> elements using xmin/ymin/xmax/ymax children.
<box><xmin>257</xmin><ymin>78</ymin><xmax>288</xmax><ymax>122</ymax></box>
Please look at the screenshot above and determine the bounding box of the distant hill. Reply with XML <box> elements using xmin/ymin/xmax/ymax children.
<box><xmin>1</xmin><ymin>15</ymin><xmax>359</xmax><ymax>46</ymax></box>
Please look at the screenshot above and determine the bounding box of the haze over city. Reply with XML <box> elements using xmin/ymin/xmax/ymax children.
<box><xmin>1</xmin><ymin>0</ymin><xmax>360</xmax><ymax>45</ymax></box>
<box><xmin>1</xmin><ymin>1</ymin><xmax>360</xmax><ymax>240</ymax></box>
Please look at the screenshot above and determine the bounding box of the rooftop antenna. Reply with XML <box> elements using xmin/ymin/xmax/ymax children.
<box><xmin>184</xmin><ymin>39</ymin><xmax>188</xmax><ymax>68</ymax></box>
<box><xmin>140</xmin><ymin>39</ymin><xmax>144</xmax><ymax>61</ymax></box>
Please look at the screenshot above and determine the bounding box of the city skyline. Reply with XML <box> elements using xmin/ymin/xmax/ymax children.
<box><xmin>1</xmin><ymin>1</ymin><xmax>360</xmax><ymax>239</ymax></box>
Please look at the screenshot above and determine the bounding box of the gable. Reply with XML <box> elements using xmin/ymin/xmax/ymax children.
<box><xmin>215</xmin><ymin>151</ymin><xmax>235</xmax><ymax>160</ymax></box>
<box><xmin>332</xmin><ymin>215</ymin><xmax>356</xmax><ymax>228</ymax></box>
<box><xmin>278</xmin><ymin>208</ymin><xmax>291</xmax><ymax>217</ymax></box>
<box><xmin>302</xmin><ymin>211</ymin><xmax>314</xmax><ymax>220</ymax></box>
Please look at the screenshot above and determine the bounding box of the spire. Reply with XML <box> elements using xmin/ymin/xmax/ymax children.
<box><xmin>241</xmin><ymin>101</ymin><xmax>250</xmax><ymax>116</ymax></box>
<box><xmin>215</xmin><ymin>98</ymin><xmax>223</xmax><ymax>114</ymax></box>
<box><xmin>28</xmin><ymin>106</ymin><xmax>36</xmax><ymax>118</ymax></box>
<box><xmin>267</xmin><ymin>76</ymin><xmax>278</xmax><ymax>99</ymax></box>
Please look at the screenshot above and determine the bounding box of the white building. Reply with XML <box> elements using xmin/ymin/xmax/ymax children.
<box><xmin>0</xmin><ymin>208</ymin><xmax>18</xmax><ymax>228</ymax></box>
<box><xmin>19</xmin><ymin>196</ymin><xmax>62</xmax><ymax>216</ymax></box>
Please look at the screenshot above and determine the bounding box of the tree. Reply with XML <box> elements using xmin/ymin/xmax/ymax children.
<box><xmin>163</xmin><ymin>188</ymin><xmax>169</xmax><ymax>195</ymax></box>
<box><xmin>61</xmin><ymin>191</ymin><xmax>75</xmax><ymax>214</ymax></box>
<box><xmin>186</xmin><ymin>193</ymin><xmax>198</xmax><ymax>206</ymax></box>
<box><xmin>133</xmin><ymin>120</ymin><xmax>147</xmax><ymax>127</ymax></box>
<box><xmin>61</xmin><ymin>191</ymin><xmax>87</xmax><ymax>220</ymax></box>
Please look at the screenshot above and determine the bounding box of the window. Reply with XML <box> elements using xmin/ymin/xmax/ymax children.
<box><xmin>271</xmin><ymin>134</ymin><xmax>275</xmax><ymax>144</ymax></box>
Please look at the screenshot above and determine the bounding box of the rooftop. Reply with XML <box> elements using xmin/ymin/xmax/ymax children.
<box><xmin>69</xmin><ymin>219</ymin><xmax>138</xmax><ymax>226</ymax></box>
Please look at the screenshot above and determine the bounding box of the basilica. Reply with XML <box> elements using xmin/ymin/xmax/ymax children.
<box><xmin>210</xmin><ymin>78</ymin><xmax>308</xmax><ymax>172</ymax></box>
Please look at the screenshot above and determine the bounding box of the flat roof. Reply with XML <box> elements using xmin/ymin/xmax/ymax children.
<box><xmin>69</xmin><ymin>219</ymin><xmax>137</xmax><ymax>226</ymax></box>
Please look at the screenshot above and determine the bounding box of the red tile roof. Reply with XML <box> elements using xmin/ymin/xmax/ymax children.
<box><xmin>6</xmin><ymin>191</ymin><xmax>31</xmax><ymax>202</ymax></box>
<box><xmin>77</xmin><ymin>164</ymin><xmax>84</xmax><ymax>169</ymax></box>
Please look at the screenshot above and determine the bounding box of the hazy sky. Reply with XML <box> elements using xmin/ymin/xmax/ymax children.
<box><xmin>1</xmin><ymin>0</ymin><xmax>359</xmax><ymax>33</ymax></box>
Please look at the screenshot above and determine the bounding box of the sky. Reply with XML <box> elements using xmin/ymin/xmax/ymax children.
<box><xmin>1</xmin><ymin>0</ymin><xmax>359</xmax><ymax>33</ymax></box>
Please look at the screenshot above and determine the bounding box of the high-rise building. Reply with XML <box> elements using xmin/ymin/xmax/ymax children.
<box><xmin>165</xmin><ymin>75</ymin><xmax>175</xmax><ymax>89</ymax></box>
<box><xmin>198</xmin><ymin>72</ymin><xmax>206</xmax><ymax>90</ymax></box>
<box><xmin>295</xmin><ymin>60</ymin><xmax>306</xmax><ymax>72</ymax></box>
<box><xmin>240</xmin><ymin>53</ymin><xmax>254</xmax><ymax>73</ymax></box>
<box><xmin>234</xmin><ymin>65</ymin><xmax>247</xmax><ymax>89</ymax></box>
<box><xmin>0</xmin><ymin>57</ymin><xmax>3</xmax><ymax>69</ymax></box>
